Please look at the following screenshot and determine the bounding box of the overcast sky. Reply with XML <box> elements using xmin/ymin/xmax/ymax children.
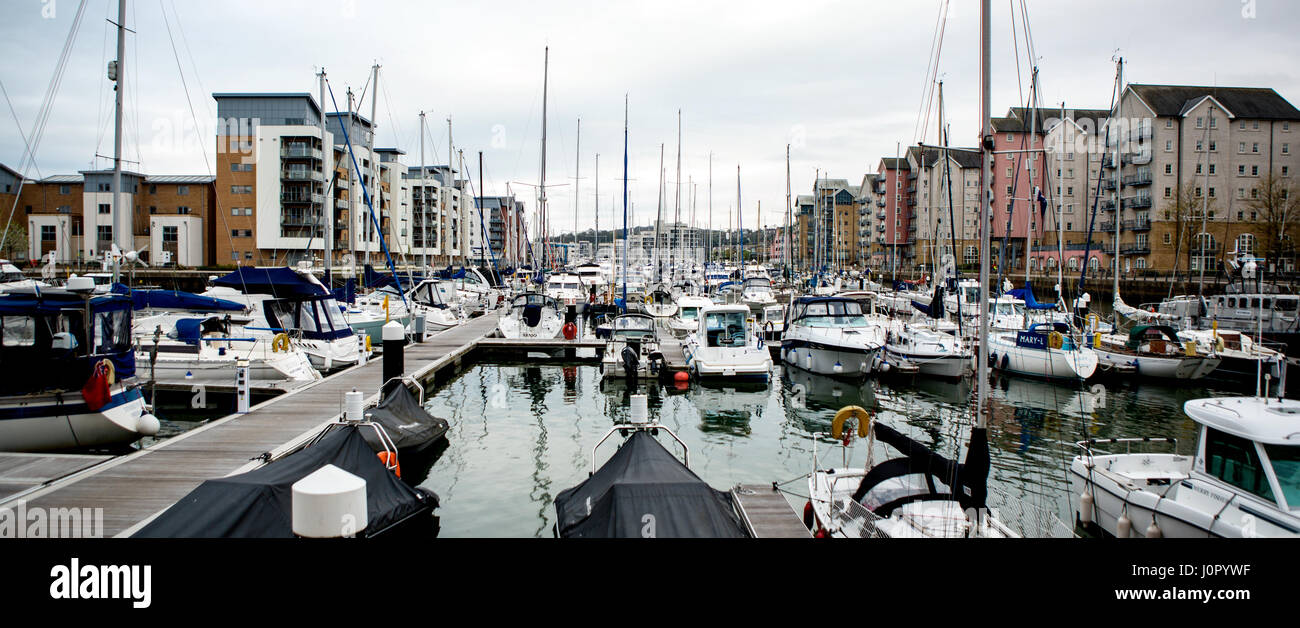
<box><xmin>2</xmin><ymin>0</ymin><xmax>1297</xmax><ymax>235</ymax></box>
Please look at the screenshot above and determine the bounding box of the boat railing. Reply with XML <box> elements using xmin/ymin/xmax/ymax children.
<box><xmin>1074</xmin><ymin>436</ymin><xmax>1178</xmax><ymax>457</ymax></box>
<box><xmin>590</xmin><ymin>404</ymin><xmax>689</xmax><ymax>474</ymax></box>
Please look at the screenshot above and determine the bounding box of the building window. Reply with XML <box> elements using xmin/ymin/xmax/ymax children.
<box><xmin>1240</xmin><ymin>121</ymin><xmax>1247</xmax><ymax>130</ymax></box>
<box><xmin>1253</xmin><ymin>142</ymin><xmax>1260</xmax><ymax>153</ymax></box>
<box><xmin>98</xmin><ymin>203</ymin><xmax>110</xmax><ymax>214</ymax></box>
<box><xmin>1166</xmin><ymin>119</ymin><xmax>1173</xmax><ymax>129</ymax></box>
<box><xmin>1196</xmin><ymin>117</ymin><xmax>1204</xmax><ymax>129</ymax></box>
<box><xmin>1163</xmin><ymin>233</ymin><xmax>1172</xmax><ymax>245</ymax></box>
<box><xmin>149</xmin><ymin>206</ymin><xmax>157</xmax><ymax>214</ymax></box>
<box><xmin>1239</xmin><ymin>165</ymin><xmax>1246</xmax><ymax>175</ymax></box>
<box><xmin>177</xmin><ymin>186</ymin><xmax>189</xmax><ymax>195</ymax></box>
<box><xmin>1252</xmin><ymin>165</ymin><xmax>1259</xmax><ymax>176</ymax></box>
<box><xmin>1284</xmin><ymin>143</ymin><xmax>1290</xmax><ymax>155</ymax></box>
<box><xmin>41</xmin><ymin>225</ymin><xmax>56</xmax><ymax>242</ymax></box>
<box><xmin>96</xmin><ymin>225</ymin><xmax>112</xmax><ymax>243</ymax></box>
<box><xmin>231</xmin><ymin>229</ymin><xmax>251</xmax><ymax>238</ymax></box>
<box><xmin>1210</xmin><ymin>117</ymin><xmax>1217</xmax><ymax>129</ymax></box>
<box><xmin>1285</xmin><ymin>166</ymin><xmax>1291</xmax><ymax>177</ymax></box>
<box><xmin>1253</xmin><ymin>121</ymin><xmax>1260</xmax><ymax>130</ymax></box>
<box><xmin>59</xmin><ymin>185</ymin><xmax>69</xmax><ymax>195</ymax></box>
<box><xmin>1209</xmin><ymin>188</ymin><xmax>1216</xmax><ymax>198</ymax></box>
<box><xmin>244</xmin><ymin>252</ymin><xmax>253</xmax><ymax>260</ymax></box>
<box><xmin>1240</xmin><ymin>142</ymin><xmax>1247</xmax><ymax>153</ymax></box>
<box><xmin>231</xmin><ymin>185</ymin><xmax>252</xmax><ymax>194</ymax></box>
<box><xmin>1209</xmin><ymin>164</ymin><xmax>1216</xmax><ymax>175</ymax></box>
<box><xmin>162</xmin><ymin>226</ymin><xmax>178</xmax><ymax>243</ymax></box>
<box><xmin>97</xmin><ymin>183</ymin><xmax>110</xmax><ymax>192</ymax></box>
<box><xmin>178</xmin><ymin>206</ymin><xmax>191</xmax><ymax>214</ymax></box>
<box><xmin>1238</xmin><ymin>233</ymin><xmax>1255</xmax><ymax>256</ymax></box>
<box><xmin>1165</xmin><ymin>140</ymin><xmax>1173</xmax><ymax>152</ymax></box>
<box><xmin>1164</xmin><ymin>187</ymin><xmax>1172</xmax><ymax>198</ymax></box>
<box><xmin>1196</xmin><ymin>164</ymin><xmax>1202</xmax><ymax>175</ymax></box>
<box><xmin>1196</xmin><ymin>140</ymin><xmax>1203</xmax><ymax>152</ymax></box>
<box><xmin>1136</xmin><ymin>258</ymin><xmax>1147</xmax><ymax>270</ymax></box>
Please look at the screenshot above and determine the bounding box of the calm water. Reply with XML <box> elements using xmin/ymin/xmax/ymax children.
<box><xmin>416</xmin><ymin>361</ymin><xmax>1242</xmax><ymax>537</ymax></box>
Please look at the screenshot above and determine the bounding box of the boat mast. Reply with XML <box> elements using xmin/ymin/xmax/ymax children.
<box><xmin>673</xmin><ymin>109</ymin><xmax>682</xmax><ymax>282</ymax></box>
<box><xmin>367</xmin><ymin>63</ymin><xmax>380</xmax><ymax>268</ymax></box>
<box><xmin>1024</xmin><ymin>69</ymin><xmax>1037</xmax><ymax>290</ymax></box>
<box><xmin>1112</xmin><ymin>59</ymin><xmax>1123</xmax><ymax>323</ymax></box>
<box><xmin>418</xmin><ymin>111</ymin><xmax>426</xmax><ymax>271</ymax></box>
<box><xmin>785</xmin><ymin>144</ymin><xmax>792</xmax><ymax>278</ymax></box>
<box><xmin>654</xmin><ymin>144</ymin><xmax>664</xmax><ymax>283</ymax></box>
<box><xmin>1057</xmin><ymin>101</ymin><xmax>1066</xmax><ymax>303</ymax></box>
<box><xmin>708</xmin><ymin>152</ymin><xmax>713</xmax><ymax>265</ymax></box>
<box><xmin>539</xmin><ymin>46</ymin><xmax>549</xmax><ymax>271</ymax></box>
<box><xmin>321</xmin><ymin>68</ymin><xmax>331</xmax><ymax>279</ymax></box>
<box><xmin>621</xmin><ymin>94</ymin><xmax>628</xmax><ymax>304</ymax></box>
<box><xmin>110</xmin><ymin>0</ymin><xmax>126</xmax><ymax>283</ymax></box>
<box><xmin>447</xmin><ymin>116</ymin><xmax>454</xmax><ymax>267</ymax></box>
<box><xmin>971</xmin><ymin>0</ymin><xmax>992</xmax><ymax>514</ymax></box>
<box><xmin>737</xmin><ymin>165</ymin><xmax>743</xmax><ymax>267</ymax></box>
<box><xmin>594</xmin><ymin>153</ymin><xmax>600</xmax><ymax>269</ymax></box>
<box><xmin>574</xmin><ymin>117</ymin><xmax>580</xmax><ymax>266</ymax></box>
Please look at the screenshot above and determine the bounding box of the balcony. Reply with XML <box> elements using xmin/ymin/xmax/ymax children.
<box><xmin>282</xmin><ymin>192</ymin><xmax>324</xmax><ymax>205</ymax></box>
<box><xmin>1123</xmin><ymin>168</ymin><xmax>1152</xmax><ymax>187</ymax></box>
<box><xmin>907</xmin><ymin>198</ymin><xmax>916</xmax><ymax>207</ymax></box>
<box><xmin>1099</xmin><ymin>200</ymin><xmax>1116</xmax><ymax>212</ymax></box>
<box><xmin>878</xmin><ymin>211</ymin><xmax>886</xmax><ymax>219</ymax></box>
<box><xmin>281</xmin><ymin>213</ymin><xmax>322</xmax><ymax>228</ymax></box>
<box><xmin>1098</xmin><ymin>221</ymin><xmax>1116</xmax><ymax>232</ymax></box>
<box><xmin>282</xmin><ymin>168</ymin><xmax>324</xmax><ymax>182</ymax></box>
<box><xmin>877</xmin><ymin>223</ymin><xmax>886</xmax><ymax>232</ymax></box>
<box><xmin>1129</xmin><ymin>152</ymin><xmax>1152</xmax><ymax>165</ymax></box>
<box><xmin>336</xmin><ymin>199</ymin><xmax>350</xmax><ymax>210</ymax></box>
<box><xmin>876</xmin><ymin>200</ymin><xmax>886</xmax><ymax>207</ymax></box>
<box><xmin>281</xmin><ymin>145</ymin><xmax>322</xmax><ymax>160</ymax></box>
<box><xmin>1123</xmin><ymin>195</ymin><xmax>1152</xmax><ymax>210</ymax></box>
<box><xmin>1123</xmin><ymin>218</ymin><xmax>1152</xmax><ymax>231</ymax></box>
<box><xmin>1121</xmin><ymin>244</ymin><xmax>1151</xmax><ymax>255</ymax></box>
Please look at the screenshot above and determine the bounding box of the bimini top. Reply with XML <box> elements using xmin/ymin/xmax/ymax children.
<box><xmin>212</xmin><ymin>267</ymin><xmax>328</xmax><ymax>298</ymax></box>
<box><xmin>0</xmin><ymin>287</ymin><xmax>131</xmax><ymax>315</ymax></box>
<box><xmin>110</xmin><ymin>284</ymin><xmax>246</xmax><ymax>312</ymax></box>
<box><xmin>553</xmin><ymin>431</ymin><xmax>749</xmax><ymax>538</ymax></box>
<box><xmin>1005</xmin><ymin>283</ymin><xmax>1057</xmax><ymax>311</ymax></box>
<box><xmin>1184</xmin><ymin>397</ymin><xmax>1300</xmax><ymax>446</ymax></box>
<box><xmin>1126</xmin><ymin>324</ymin><xmax>1183</xmax><ymax>350</ymax></box>
<box><xmin>512</xmin><ymin>292</ymin><xmax>558</xmax><ymax>309</ymax></box>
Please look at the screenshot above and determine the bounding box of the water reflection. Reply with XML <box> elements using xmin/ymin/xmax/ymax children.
<box><xmin>420</xmin><ymin>362</ymin><xmax>1212</xmax><ymax>537</ymax></box>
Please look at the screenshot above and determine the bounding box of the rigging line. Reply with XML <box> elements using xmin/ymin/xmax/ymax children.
<box><xmin>167</xmin><ymin>0</ymin><xmax>216</xmax><ymax>121</ymax></box>
<box><xmin>0</xmin><ymin>80</ymin><xmax>43</xmax><ymax>182</ymax></box>
<box><xmin>1</xmin><ymin>0</ymin><xmax>88</xmax><ymax>254</ymax></box>
<box><xmin>158</xmin><ymin>0</ymin><xmax>246</xmax><ymax>293</ymax></box>
<box><xmin>1076</xmin><ymin>62</ymin><xmax>1122</xmax><ymax>295</ymax></box>
<box><xmin>1008</xmin><ymin>0</ymin><xmax>1024</xmax><ymax>112</ymax></box>
<box><xmin>911</xmin><ymin>0</ymin><xmax>948</xmax><ymax>145</ymax></box>
<box><xmin>93</xmin><ymin>1</ymin><xmax>111</xmax><ymax>161</ymax></box>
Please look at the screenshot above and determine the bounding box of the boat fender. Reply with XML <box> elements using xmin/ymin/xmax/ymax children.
<box><xmin>1078</xmin><ymin>491</ymin><xmax>1094</xmax><ymax>525</ymax></box>
<box><xmin>802</xmin><ymin>501</ymin><xmax>816</xmax><ymax>531</ymax></box>
<box><xmin>135</xmin><ymin>412</ymin><xmax>160</xmax><ymax>436</ymax></box>
<box><xmin>365</xmin><ymin>334</ymin><xmax>372</xmax><ymax>353</ymax></box>
<box><xmin>377</xmin><ymin>451</ymin><xmax>401</xmax><ymax>478</ymax></box>
<box><xmin>988</xmin><ymin>352</ymin><xmax>998</xmax><ymax>368</ymax></box>
<box><xmin>831</xmin><ymin>406</ymin><xmax>872</xmax><ymax>441</ymax></box>
<box><xmin>1000</xmin><ymin>354</ymin><xmax>1010</xmax><ymax>371</ymax></box>
<box><xmin>81</xmin><ymin>360</ymin><xmax>114</xmax><ymax>411</ymax></box>
<box><xmin>1116</xmin><ymin>511</ymin><xmax>1132</xmax><ymax>538</ymax></box>
<box><xmin>562</xmin><ymin>321</ymin><xmax>578</xmax><ymax>340</ymax></box>
<box><xmin>272</xmin><ymin>333</ymin><xmax>291</xmax><ymax>353</ymax></box>
<box><xmin>879</xmin><ymin>361</ymin><xmax>890</xmax><ymax>373</ymax></box>
<box><xmin>1145</xmin><ymin>520</ymin><xmax>1162</xmax><ymax>538</ymax></box>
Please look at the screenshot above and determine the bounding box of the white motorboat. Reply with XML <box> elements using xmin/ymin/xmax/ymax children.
<box><xmin>668</xmin><ymin>295</ymin><xmax>712</xmax><ymax>338</ymax></box>
<box><xmin>202</xmin><ymin>267</ymin><xmax>367</xmax><ymax>373</ymax></box>
<box><xmin>1069</xmin><ymin>396</ymin><xmax>1300</xmax><ymax>538</ymax></box>
<box><xmin>0</xmin><ymin>281</ymin><xmax>159</xmax><ymax>452</ymax></box>
<box><xmin>781</xmin><ymin>296</ymin><xmax>886</xmax><ymax>378</ymax></box>
<box><xmin>684</xmin><ymin>304</ymin><xmax>772</xmax><ymax>382</ymax></box>
<box><xmin>133</xmin><ymin>311</ymin><xmax>320</xmax><ymax>387</ymax></box>
<box><xmin>406</xmin><ymin>279</ymin><xmax>465</xmax><ymax>334</ymax></box>
<box><xmin>1091</xmin><ymin>324</ymin><xmax>1220</xmax><ymax>380</ymax></box>
<box><xmin>989</xmin><ymin>322</ymin><xmax>1099</xmax><ymax>381</ymax></box>
<box><xmin>599</xmin><ymin>313</ymin><xmax>661</xmax><ymax>380</ymax></box>
<box><xmin>546</xmin><ymin>272</ymin><xmax>586</xmax><ymax>307</ymax></box>
<box><xmin>884</xmin><ymin>320</ymin><xmax>971</xmax><ymax>380</ymax></box>
<box><xmin>498</xmin><ymin>292</ymin><xmax>563</xmax><ymax>339</ymax></box>
<box><xmin>1178</xmin><ymin>328</ymin><xmax>1287</xmax><ymax>393</ymax></box>
<box><xmin>741</xmin><ymin>276</ymin><xmax>777</xmax><ymax>311</ymax></box>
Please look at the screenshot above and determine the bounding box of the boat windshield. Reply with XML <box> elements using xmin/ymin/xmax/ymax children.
<box><xmin>744</xmin><ymin>278</ymin><xmax>771</xmax><ymax>289</ymax></box>
<box><xmin>613</xmin><ymin>316</ymin><xmax>654</xmax><ymax>333</ymax></box>
<box><xmin>793</xmin><ymin>300</ymin><xmax>868</xmax><ymax>327</ymax></box>
<box><xmin>1264</xmin><ymin>443</ymin><xmax>1300</xmax><ymax>509</ymax></box>
<box><xmin>513</xmin><ymin>293</ymin><xmax>554</xmax><ymax>308</ymax></box>
<box><xmin>704</xmin><ymin>311</ymin><xmax>748</xmax><ymax>347</ymax></box>
<box><xmin>680</xmin><ymin>307</ymin><xmax>699</xmax><ymax>321</ymax></box>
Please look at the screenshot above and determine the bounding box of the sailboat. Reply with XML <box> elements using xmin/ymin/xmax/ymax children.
<box><xmin>797</xmin><ymin>0</ymin><xmax>1072</xmax><ymax>538</ymax></box>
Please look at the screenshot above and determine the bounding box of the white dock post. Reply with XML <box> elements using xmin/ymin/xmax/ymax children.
<box><xmin>358</xmin><ymin>334</ymin><xmax>369</xmax><ymax>365</ymax></box>
<box><xmin>235</xmin><ymin>359</ymin><xmax>251</xmax><ymax>414</ymax></box>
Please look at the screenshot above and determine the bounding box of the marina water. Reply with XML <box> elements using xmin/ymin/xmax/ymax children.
<box><xmin>416</xmin><ymin>360</ymin><xmax>1224</xmax><ymax>538</ymax></box>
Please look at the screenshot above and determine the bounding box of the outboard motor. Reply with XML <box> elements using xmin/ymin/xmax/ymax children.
<box><xmin>622</xmin><ymin>340</ymin><xmax>641</xmax><ymax>379</ymax></box>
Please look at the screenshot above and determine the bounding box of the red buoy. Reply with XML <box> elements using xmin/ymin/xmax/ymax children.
<box><xmin>562</xmin><ymin>322</ymin><xmax>578</xmax><ymax>340</ymax></box>
<box><xmin>674</xmin><ymin>371</ymin><xmax>690</xmax><ymax>383</ymax></box>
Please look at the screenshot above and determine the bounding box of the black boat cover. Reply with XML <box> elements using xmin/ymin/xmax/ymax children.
<box><xmin>362</xmin><ymin>383</ymin><xmax>449</xmax><ymax>455</ymax></box>
<box><xmin>554</xmin><ymin>431</ymin><xmax>749</xmax><ymax>538</ymax></box>
<box><xmin>850</xmin><ymin>422</ymin><xmax>989</xmax><ymax>515</ymax></box>
<box><xmin>133</xmin><ymin>426</ymin><xmax>435</xmax><ymax>538</ymax></box>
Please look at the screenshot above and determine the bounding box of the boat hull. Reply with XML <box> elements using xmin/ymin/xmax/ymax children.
<box><xmin>0</xmin><ymin>385</ymin><xmax>155</xmax><ymax>452</ymax></box>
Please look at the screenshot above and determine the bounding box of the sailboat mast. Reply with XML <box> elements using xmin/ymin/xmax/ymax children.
<box><xmin>595</xmin><ymin>153</ymin><xmax>599</xmax><ymax>267</ymax></box>
<box><xmin>321</xmin><ymin>69</ymin><xmax>331</xmax><ymax>279</ymax></box>
<box><xmin>574</xmin><ymin>117</ymin><xmax>580</xmax><ymax>265</ymax></box>
<box><xmin>367</xmin><ymin>63</ymin><xmax>380</xmax><ymax>267</ymax></box>
<box><xmin>621</xmin><ymin>94</ymin><xmax>629</xmax><ymax>303</ymax></box>
<box><xmin>1113</xmin><ymin>59</ymin><xmax>1123</xmax><ymax>315</ymax></box>
<box><xmin>785</xmin><ymin>144</ymin><xmax>791</xmax><ymax>277</ymax></box>
<box><xmin>539</xmin><ymin>46</ymin><xmax>549</xmax><ymax>270</ymax></box>
<box><xmin>654</xmin><ymin>144</ymin><xmax>664</xmax><ymax>283</ymax></box>
<box><xmin>447</xmin><ymin>116</ymin><xmax>454</xmax><ymax>266</ymax></box>
<box><xmin>418</xmin><ymin>111</ymin><xmax>426</xmax><ymax>271</ymax></box>
<box><xmin>1057</xmin><ymin>101</ymin><xmax>1066</xmax><ymax>298</ymax></box>
<box><xmin>110</xmin><ymin>0</ymin><xmax>126</xmax><ymax>283</ymax></box>
<box><xmin>737</xmin><ymin>165</ymin><xmax>743</xmax><ymax>267</ymax></box>
<box><xmin>1025</xmin><ymin>70</ymin><xmax>1037</xmax><ymax>288</ymax></box>
<box><xmin>673</xmin><ymin>110</ymin><xmax>682</xmax><ymax>280</ymax></box>
<box><xmin>977</xmin><ymin>0</ymin><xmax>992</xmax><ymax>431</ymax></box>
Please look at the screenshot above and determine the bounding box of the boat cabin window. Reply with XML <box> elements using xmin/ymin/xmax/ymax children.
<box><xmin>1227</xmin><ymin>297</ymin><xmax>1236</xmax><ymax>308</ymax></box>
<box><xmin>680</xmin><ymin>307</ymin><xmax>699</xmax><ymax>321</ymax></box>
<box><xmin>297</xmin><ymin>301</ymin><xmax>321</xmax><ymax>334</ymax></box>
<box><xmin>796</xmin><ymin>300</ymin><xmax>867</xmax><ymax>327</ymax></box>
<box><xmin>92</xmin><ymin>308</ymin><xmax>131</xmax><ymax>354</ymax></box>
<box><xmin>1277</xmin><ymin>298</ymin><xmax>1298</xmax><ymax>312</ymax></box>
<box><xmin>1204</xmin><ymin>427</ymin><xmax>1276</xmax><ymax>502</ymax></box>
<box><xmin>705</xmin><ymin>311</ymin><xmax>748</xmax><ymax>347</ymax></box>
<box><xmin>1264</xmin><ymin>443</ymin><xmax>1300</xmax><ymax>509</ymax></box>
<box><xmin>1262</xmin><ymin>298</ymin><xmax>1271</xmax><ymax>309</ymax></box>
<box><xmin>1251</xmin><ymin>298</ymin><xmax>1261</xmax><ymax>309</ymax></box>
<box><xmin>0</xmin><ymin>315</ymin><xmax>36</xmax><ymax>347</ymax></box>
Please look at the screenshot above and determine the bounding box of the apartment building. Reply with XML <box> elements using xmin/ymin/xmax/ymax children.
<box><xmin>876</xmin><ymin>157</ymin><xmax>912</xmax><ymax>271</ymax></box>
<box><xmin>904</xmin><ymin>146</ymin><xmax>983</xmax><ymax>272</ymax></box>
<box><xmin>1111</xmin><ymin>84</ymin><xmax>1300</xmax><ymax>275</ymax></box>
<box><xmin>2</xmin><ymin>166</ymin><xmax>215</xmax><ymax>266</ymax></box>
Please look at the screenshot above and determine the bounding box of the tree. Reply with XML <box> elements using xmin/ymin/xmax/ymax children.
<box><xmin>1161</xmin><ymin>182</ymin><xmax>1222</xmax><ymax>280</ymax></box>
<box><xmin>1247</xmin><ymin>173</ymin><xmax>1300</xmax><ymax>268</ymax></box>
<box><xmin>0</xmin><ymin>223</ymin><xmax>26</xmax><ymax>261</ymax></box>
